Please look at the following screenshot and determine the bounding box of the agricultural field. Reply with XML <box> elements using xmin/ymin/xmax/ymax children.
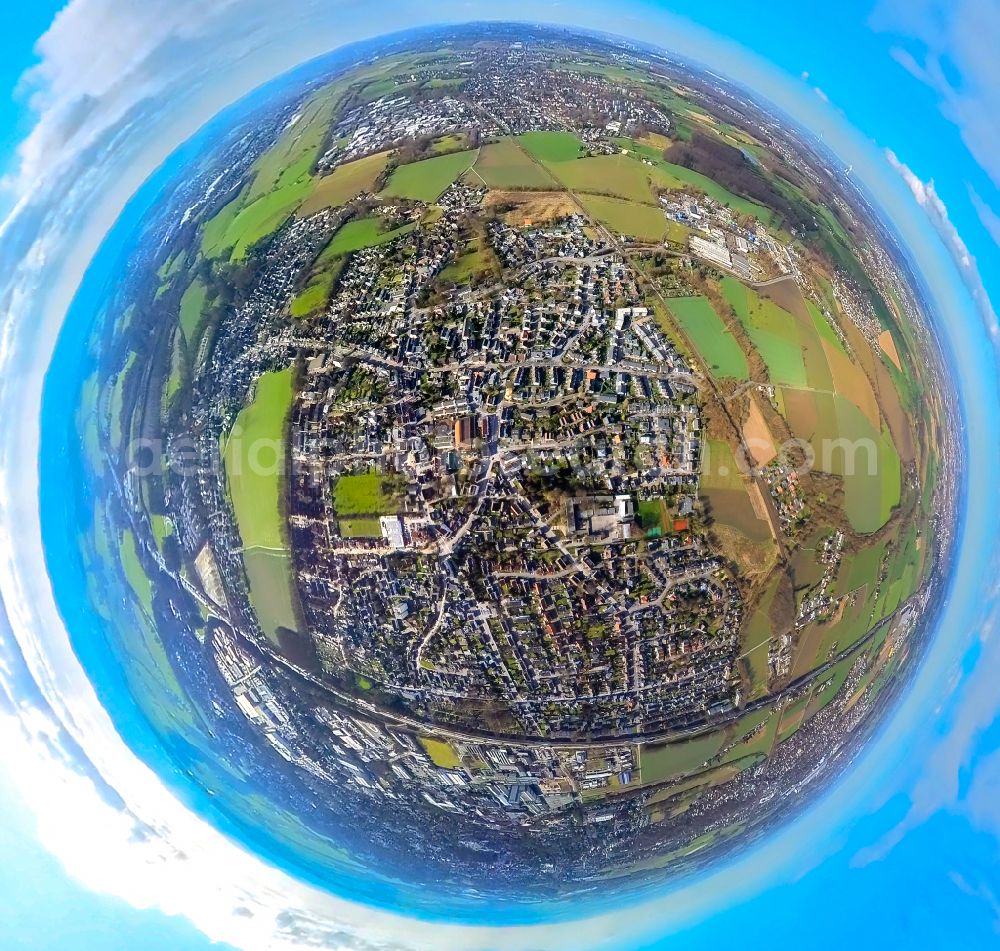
<box><xmin>223</xmin><ymin>368</ymin><xmax>297</xmax><ymax>641</ymax></box>
<box><xmin>296</xmin><ymin>150</ymin><xmax>391</xmax><ymax>217</ymax></box>
<box><xmin>469</xmin><ymin>138</ymin><xmax>557</xmax><ymax>189</ymax></box>
<box><xmin>179</xmin><ymin>277</ymin><xmax>208</xmax><ymax>345</ymax></box>
<box><xmin>517</xmin><ymin>131</ymin><xmax>586</xmax><ymax>162</ymax></box>
<box><xmin>544</xmin><ymin>153</ymin><xmax>680</xmax><ymax>204</ymax></box>
<box><xmin>665</xmin><ymin>296</ymin><xmax>749</xmax><ymax>379</ymax></box>
<box><xmin>577</xmin><ymin>194</ymin><xmax>684</xmax><ymax>243</ymax></box>
<box><xmin>321</xmin><ymin>216</ymin><xmax>416</xmax><ymax>256</ymax></box>
<box><xmin>381</xmin><ymin>149</ymin><xmax>478</xmax><ymax>202</ymax></box>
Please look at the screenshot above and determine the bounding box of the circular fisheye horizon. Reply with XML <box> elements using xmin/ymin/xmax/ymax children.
<box><xmin>48</xmin><ymin>21</ymin><xmax>958</xmax><ymax>907</ymax></box>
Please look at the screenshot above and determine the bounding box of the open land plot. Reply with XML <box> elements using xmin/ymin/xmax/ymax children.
<box><xmin>419</xmin><ymin>737</ymin><xmax>462</xmax><ymax>769</ymax></box>
<box><xmin>743</xmin><ymin>396</ymin><xmax>776</xmax><ymax>466</ymax></box>
<box><xmin>578</xmin><ymin>194</ymin><xmax>676</xmax><ymax>243</ymax></box>
<box><xmin>821</xmin><ymin>338</ymin><xmax>881</xmax><ymax>429</ymax></box>
<box><xmin>290</xmin><ymin>256</ymin><xmax>346</xmax><ymax>318</ymax></box>
<box><xmin>701</xmin><ymin>438</ymin><xmax>748</xmax><ymax>491</ymax></box>
<box><xmin>705</xmin><ymin>487</ymin><xmax>772</xmax><ymax>545</ymax></box>
<box><xmin>740</xmin><ymin>574</ymin><xmax>780</xmax><ymax>696</ymax></box>
<box><xmin>431</xmin><ymin>132</ymin><xmax>469</xmax><ymax>154</ymax></box>
<box><xmin>322</xmin><ymin>216</ymin><xmax>416</xmax><ymax>256</ymax></box>
<box><xmin>483</xmin><ymin>190</ymin><xmax>578</xmax><ymax>226</ymax></box>
<box><xmin>439</xmin><ymin>236</ymin><xmax>500</xmax><ymax>284</ymax></box>
<box><xmin>640</xmin><ymin>732</ymin><xmax>726</xmax><ymax>784</ymax></box>
<box><xmin>333</xmin><ymin>471</ymin><xmax>402</xmax><ymax>516</ymax></box>
<box><xmin>722</xmin><ymin>277</ymin><xmax>806</xmax><ymax>386</ymax></box>
<box><xmin>296</xmin><ymin>150</ymin><xmax>391</xmax><ymax>217</ymax></box>
<box><xmin>380</xmin><ymin>149</ymin><xmax>478</xmax><ymax>202</ymax></box>
<box><xmin>776</xmin><ymin>692</ymin><xmax>812</xmax><ymax>743</ymax></box>
<box><xmin>878</xmin><ymin>329</ymin><xmax>903</xmax><ymax>370</ymax></box>
<box><xmin>545</xmin><ymin>154</ymin><xmax>681</xmax><ymax>204</ymax></box>
<box><xmin>223</xmin><ymin>368</ymin><xmax>295</xmax><ymax>552</ymax></box>
<box><xmin>874</xmin><ymin>357</ymin><xmax>915</xmax><ymax>463</ymax></box>
<box><xmin>517</xmin><ymin>130</ymin><xmax>586</xmax><ymax>162</ymax></box>
<box><xmin>807</xmin><ymin>299</ymin><xmax>844</xmax><ymax>352</ymax></box>
<box><xmin>665</xmin><ymin>296</ymin><xmax>749</xmax><ymax>380</ymax></box>
<box><xmin>470</xmin><ymin>138</ymin><xmax>557</xmax><ymax>189</ymax></box>
<box><xmin>120</xmin><ymin>529</ymin><xmax>154</xmax><ymax>617</ymax></box>
<box><xmin>611</xmin><ymin>136</ymin><xmax>665</xmax><ymax>161</ymax></box>
<box><xmin>179</xmin><ymin>277</ymin><xmax>208</xmax><ymax>345</ymax></box>
<box><xmin>243</xmin><ymin>548</ymin><xmax>299</xmax><ymax>638</ymax></box>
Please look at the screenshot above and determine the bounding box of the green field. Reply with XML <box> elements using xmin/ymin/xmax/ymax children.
<box><xmin>224</xmin><ymin>368</ymin><xmax>294</xmax><ymax>550</ymax></box>
<box><xmin>741</xmin><ymin>575</ymin><xmax>779</xmax><ymax>696</ymax></box>
<box><xmin>439</xmin><ymin>237</ymin><xmax>498</xmax><ymax>284</ymax></box>
<box><xmin>419</xmin><ymin>737</ymin><xmax>462</xmax><ymax>768</ymax></box>
<box><xmin>666</xmin><ymin>296</ymin><xmax>749</xmax><ymax>379</ymax></box>
<box><xmin>577</xmin><ymin>194</ymin><xmax>681</xmax><ymax>243</ymax></box>
<box><xmin>321</xmin><ymin>216</ymin><xmax>416</xmax><ymax>256</ymax></box>
<box><xmin>297</xmin><ymin>150</ymin><xmax>391</xmax><ymax>217</ymax></box>
<box><xmin>381</xmin><ymin>149</ymin><xmax>478</xmax><ymax>202</ymax></box>
<box><xmin>545</xmin><ymin>154</ymin><xmax>679</xmax><ymax>204</ymax></box>
<box><xmin>179</xmin><ymin>277</ymin><xmax>208</xmax><ymax>344</ymax></box>
<box><xmin>517</xmin><ymin>131</ymin><xmax>586</xmax><ymax>162</ymax></box>
<box><xmin>470</xmin><ymin>138</ymin><xmax>557</xmax><ymax>189</ymax></box>
<box><xmin>120</xmin><ymin>529</ymin><xmax>153</xmax><ymax>616</ymax></box>
<box><xmin>722</xmin><ymin>278</ymin><xmax>806</xmax><ymax>386</ymax></box>
<box><xmin>223</xmin><ymin>368</ymin><xmax>297</xmax><ymax>642</ymax></box>
<box><xmin>333</xmin><ymin>471</ymin><xmax>402</xmax><ymax>515</ymax></box>
<box><xmin>243</xmin><ymin>548</ymin><xmax>299</xmax><ymax>637</ymax></box>
<box><xmin>290</xmin><ymin>256</ymin><xmax>346</xmax><ymax>318</ymax></box>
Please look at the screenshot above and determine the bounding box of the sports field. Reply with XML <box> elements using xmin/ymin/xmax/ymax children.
<box><xmin>381</xmin><ymin>149</ymin><xmax>478</xmax><ymax>202</ymax></box>
<box><xmin>666</xmin><ymin>296</ymin><xmax>749</xmax><ymax>379</ymax></box>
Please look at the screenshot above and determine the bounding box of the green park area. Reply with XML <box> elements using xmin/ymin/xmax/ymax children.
<box><xmin>223</xmin><ymin>368</ymin><xmax>298</xmax><ymax>639</ymax></box>
<box><xmin>381</xmin><ymin>149</ymin><xmax>478</xmax><ymax>202</ymax></box>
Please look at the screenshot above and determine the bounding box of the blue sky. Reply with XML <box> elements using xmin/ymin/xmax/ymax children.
<box><xmin>0</xmin><ymin>2</ymin><xmax>998</xmax><ymax>950</ymax></box>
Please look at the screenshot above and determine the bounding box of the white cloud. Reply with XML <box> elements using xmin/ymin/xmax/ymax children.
<box><xmin>885</xmin><ymin>148</ymin><xmax>998</xmax><ymax>340</ymax></box>
<box><xmin>872</xmin><ymin>0</ymin><xmax>1000</xmax><ymax>193</ymax></box>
